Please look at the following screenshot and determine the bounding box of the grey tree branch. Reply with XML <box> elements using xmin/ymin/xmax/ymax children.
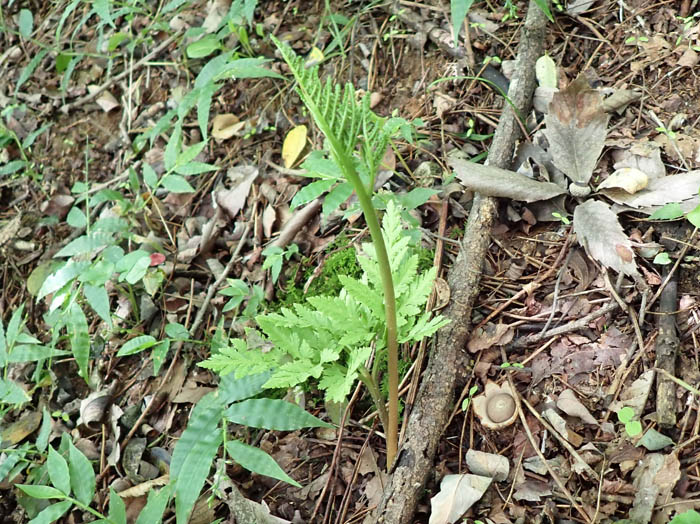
<box><xmin>370</xmin><ymin>2</ymin><xmax>549</xmax><ymax>522</ymax></box>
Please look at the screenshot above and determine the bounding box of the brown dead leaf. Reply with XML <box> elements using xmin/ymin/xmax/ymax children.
<box><xmin>215</xmin><ymin>165</ymin><xmax>259</xmax><ymax>218</ymax></box>
<box><xmin>544</xmin><ymin>75</ymin><xmax>609</xmax><ymax>187</ymax></box>
<box><xmin>212</xmin><ymin>114</ymin><xmax>246</xmax><ymax>141</ymax></box>
<box><xmin>467</xmin><ymin>323</ymin><xmax>514</xmax><ymax>352</ymax></box>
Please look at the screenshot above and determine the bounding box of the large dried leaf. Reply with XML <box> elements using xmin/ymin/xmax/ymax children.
<box><xmin>544</xmin><ymin>75</ymin><xmax>609</xmax><ymax>186</ymax></box>
<box><xmin>600</xmin><ymin>170</ymin><xmax>700</xmax><ymax>212</ymax></box>
<box><xmin>429</xmin><ymin>474</ymin><xmax>492</xmax><ymax>524</ymax></box>
<box><xmin>450</xmin><ymin>158</ymin><xmax>566</xmax><ymax>203</ymax></box>
<box><xmin>573</xmin><ymin>200</ymin><xmax>639</xmax><ymax>276</ymax></box>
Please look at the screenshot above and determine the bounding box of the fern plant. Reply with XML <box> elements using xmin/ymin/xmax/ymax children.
<box><xmin>201</xmin><ymin>201</ymin><xmax>449</xmax><ymax>467</ymax></box>
<box><xmin>262</xmin><ymin>36</ymin><xmax>425</xmax><ymax>467</ymax></box>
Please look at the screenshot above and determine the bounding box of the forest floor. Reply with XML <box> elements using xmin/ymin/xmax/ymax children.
<box><xmin>2</xmin><ymin>0</ymin><xmax>700</xmax><ymax>523</ymax></box>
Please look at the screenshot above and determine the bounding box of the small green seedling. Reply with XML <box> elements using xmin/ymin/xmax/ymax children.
<box><xmin>617</xmin><ymin>406</ymin><xmax>642</xmax><ymax>437</ymax></box>
<box><xmin>552</xmin><ymin>212</ymin><xmax>570</xmax><ymax>224</ymax></box>
<box><xmin>500</xmin><ymin>361</ymin><xmax>525</xmax><ymax>369</ymax></box>
<box><xmin>653</xmin><ymin>252</ymin><xmax>672</xmax><ymax>265</ymax></box>
<box><xmin>461</xmin><ymin>385</ymin><xmax>479</xmax><ymax>412</ymax></box>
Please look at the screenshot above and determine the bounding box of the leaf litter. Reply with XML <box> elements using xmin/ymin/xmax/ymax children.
<box><xmin>3</xmin><ymin>1</ymin><xmax>700</xmax><ymax>523</ymax></box>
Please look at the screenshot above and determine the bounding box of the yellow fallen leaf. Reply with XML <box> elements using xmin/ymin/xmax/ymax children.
<box><xmin>282</xmin><ymin>124</ymin><xmax>307</xmax><ymax>168</ymax></box>
<box><xmin>305</xmin><ymin>46</ymin><xmax>324</xmax><ymax>68</ymax></box>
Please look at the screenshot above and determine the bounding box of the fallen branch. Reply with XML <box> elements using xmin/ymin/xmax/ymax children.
<box><xmin>370</xmin><ymin>2</ymin><xmax>548</xmax><ymax>522</ymax></box>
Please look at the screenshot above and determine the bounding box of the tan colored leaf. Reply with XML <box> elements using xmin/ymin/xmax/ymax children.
<box><xmin>212</xmin><ymin>114</ymin><xmax>245</xmax><ymax>141</ymax></box>
<box><xmin>597</xmin><ymin>167</ymin><xmax>648</xmax><ymax>194</ymax></box>
<box><xmin>282</xmin><ymin>125</ymin><xmax>307</xmax><ymax>168</ymax></box>
<box><xmin>429</xmin><ymin>474</ymin><xmax>492</xmax><ymax>524</ymax></box>
<box><xmin>601</xmin><ymin>170</ymin><xmax>700</xmax><ymax>211</ymax></box>
<box><xmin>535</xmin><ymin>54</ymin><xmax>557</xmax><ymax>89</ymax></box>
<box><xmin>544</xmin><ymin>75</ymin><xmax>609</xmax><ymax>186</ymax></box>
<box><xmin>556</xmin><ymin>389</ymin><xmax>598</xmax><ymax>425</ymax></box>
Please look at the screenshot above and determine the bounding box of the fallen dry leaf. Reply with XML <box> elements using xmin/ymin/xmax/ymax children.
<box><xmin>282</xmin><ymin>125</ymin><xmax>307</xmax><ymax>168</ymax></box>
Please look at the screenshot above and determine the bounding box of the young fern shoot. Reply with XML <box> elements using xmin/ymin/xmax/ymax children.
<box><xmin>272</xmin><ymin>37</ymin><xmax>413</xmax><ymax>468</ymax></box>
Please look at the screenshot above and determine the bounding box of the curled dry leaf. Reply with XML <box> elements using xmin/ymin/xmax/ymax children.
<box><xmin>544</xmin><ymin>75</ymin><xmax>609</xmax><ymax>187</ymax></box>
<box><xmin>597</xmin><ymin>167</ymin><xmax>648</xmax><ymax>194</ymax></box>
<box><xmin>429</xmin><ymin>474</ymin><xmax>492</xmax><ymax>524</ymax></box>
<box><xmin>601</xmin><ymin>170</ymin><xmax>700</xmax><ymax>212</ymax></box>
<box><xmin>556</xmin><ymin>389</ymin><xmax>599</xmax><ymax>425</ymax></box>
<box><xmin>212</xmin><ymin>114</ymin><xmax>246</xmax><ymax>141</ymax></box>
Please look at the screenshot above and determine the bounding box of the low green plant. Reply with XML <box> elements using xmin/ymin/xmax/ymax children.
<box><xmin>670</xmin><ymin>510</ymin><xmax>700</xmax><ymax>524</ymax></box>
<box><xmin>461</xmin><ymin>385</ymin><xmax>479</xmax><ymax>412</ymax></box>
<box><xmin>169</xmin><ymin>370</ymin><xmax>331</xmax><ymax>523</ymax></box>
<box><xmin>13</xmin><ymin>431</ymin><xmax>171</xmax><ymax>524</ymax></box>
<box><xmin>201</xmin><ymin>200</ymin><xmax>449</xmax><ymax>468</ymax></box>
<box><xmin>617</xmin><ymin>406</ymin><xmax>642</xmax><ymax>437</ymax></box>
<box><xmin>0</xmin><ymin>105</ymin><xmax>51</xmax><ymax>179</ymax></box>
<box><xmin>262</xmin><ymin>244</ymin><xmax>300</xmax><ymax>284</ymax></box>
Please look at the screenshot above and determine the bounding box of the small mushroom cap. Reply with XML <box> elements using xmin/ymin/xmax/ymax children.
<box><xmin>487</xmin><ymin>393</ymin><xmax>516</xmax><ymax>423</ymax></box>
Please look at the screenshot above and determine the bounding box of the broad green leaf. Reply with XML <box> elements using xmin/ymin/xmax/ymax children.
<box><xmin>218</xmin><ymin>371</ymin><xmax>270</xmax><ymax>404</ymax></box>
<box><xmin>211</xmin><ymin>57</ymin><xmax>284</xmax><ymax>82</ymax></box>
<box><xmin>171</xmin><ymin>392</ymin><xmax>222</xmax><ymax>524</ymax></box>
<box><xmin>160</xmin><ymin>174</ymin><xmax>195</xmax><ymax>193</ymax></box>
<box><xmin>0</xmin><ymin>310</ymin><xmax>5</xmax><ymax>367</ymax></box>
<box><xmin>226</xmin><ymin>440</ymin><xmax>301</xmax><ymax>487</ymax></box>
<box><xmin>186</xmin><ymin>34</ymin><xmax>222</xmax><ymax>58</ymax></box>
<box><xmin>135</xmin><ymin>484</ymin><xmax>173</xmax><ymax>524</ymax></box>
<box><xmin>5</xmin><ymin>303</ymin><xmax>25</xmax><ymax>352</ymax></box>
<box><xmin>142</xmin><ymin>163</ymin><xmax>158</xmax><ymax>189</ymax></box>
<box><xmin>108</xmin><ymin>32</ymin><xmax>130</xmax><ymax>52</ymax></box>
<box><xmin>27</xmin><ymin>500</ymin><xmax>72</xmax><ymax>524</ymax></box>
<box><xmin>68</xmin><ymin>302</ymin><xmax>90</xmax><ymax>380</ymax></box>
<box><xmin>54</xmin><ymin>232</ymin><xmax>114</xmax><ymax>258</ymax></box>
<box><xmin>649</xmin><ymin>202</ymin><xmax>683</xmax><ymax>220</ymax></box>
<box><xmin>47</xmin><ymin>447</ymin><xmax>70</xmax><ymax>495</ymax></box>
<box><xmin>18</xmin><ymin>9</ymin><xmax>34</xmax><ymax>38</ymax></box>
<box><xmin>66</xmin><ymin>207</ymin><xmax>87</xmax><ymax>229</ymax></box>
<box><xmin>151</xmin><ymin>340</ymin><xmax>170</xmax><ymax>375</ymax></box>
<box><xmin>196</xmin><ymin>81</ymin><xmax>219</xmax><ymax>138</ymax></box>
<box><xmin>38</xmin><ymin>260</ymin><xmax>89</xmax><ymax>300</ymax></box>
<box><xmin>15</xmin><ymin>48</ymin><xmax>49</xmax><ymax>94</ymax></box>
<box><xmin>637</xmin><ymin>428</ymin><xmax>674</xmax><ymax>451</ymax></box>
<box><xmin>165</xmin><ymin>323</ymin><xmax>189</xmax><ymax>341</ymax></box>
<box><xmin>6</xmin><ymin>345</ymin><xmax>69</xmax><ymax>363</ymax></box>
<box><xmin>0</xmin><ymin>160</ymin><xmax>26</xmax><ymax>176</ymax></box>
<box><xmin>0</xmin><ymin>378</ymin><xmax>31</xmax><ymax>405</ymax></box>
<box><xmin>175</xmin><ymin>141</ymin><xmax>207</xmax><ymax>168</ymax></box>
<box><xmin>16</xmin><ymin>484</ymin><xmax>64</xmax><ymax>499</ymax></box>
<box><xmin>224</xmin><ymin>399</ymin><xmax>332</xmax><ymax>430</ymax></box>
<box><xmin>83</xmin><ymin>284</ymin><xmax>111</xmax><ymax>325</ymax></box>
<box><xmin>116</xmin><ymin>335</ymin><xmax>157</xmax><ymax>357</ymax></box>
<box><xmin>194</xmin><ymin>51</ymin><xmax>234</xmax><ymax>88</ymax></box>
<box><xmin>174</xmin><ymin>161</ymin><xmax>218</xmax><ymax>175</ymax></box>
<box><xmin>290</xmin><ymin>179</ymin><xmax>335</xmax><ymax>209</ymax></box>
<box><xmin>36</xmin><ymin>409</ymin><xmax>52</xmax><ymax>452</ymax></box>
<box><xmin>68</xmin><ymin>438</ymin><xmax>95</xmax><ymax>505</ymax></box>
<box><xmin>93</xmin><ymin>0</ymin><xmax>115</xmax><ymax>27</ymax></box>
<box><xmin>670</xmin><ymin>510</ymin><xmax>700</xmax><ymax>524</ymax></box>
<box><xmin>450</xmin><ymin>0</ymin><xmax>474</xmax><ymax>45</ymax></box>
<box><xmin>164</xmin><ymin>124</ymin><xmax>182</xmax><ymax>171</ymax></box>
<box><xmin>688</xmin><ymin>206</ymin><xmax>700</xmax><ymax>228</ymax></box>
<box><xmin>322</xmin><ymin>182</ymin><xmax>353</xmax><ymax>217</ymax></box>
<box><xmin>107</xmin><ymin>488</ymin><xmax>127</xmax><ymax>524</ymax></box>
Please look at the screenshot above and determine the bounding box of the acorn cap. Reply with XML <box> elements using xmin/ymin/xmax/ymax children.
<box><xmin>472</xmin><ymin>381</ymin><xmax>518</xmax><ymax>430</ymax></box>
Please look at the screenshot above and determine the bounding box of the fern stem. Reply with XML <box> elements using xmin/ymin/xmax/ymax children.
<box><xmin>273</xmin><ymin>37</ymin><xmax>401</xmax><ymax>468</ymax></box>
<box><xmin>357</xmin><ymin>366</ymin><xmax>389</xmax><ymax>442</ymax></box>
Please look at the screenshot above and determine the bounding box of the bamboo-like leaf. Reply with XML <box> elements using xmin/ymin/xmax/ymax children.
<box><xmin>26</xmin><ymin>500</ymin><xmax>72</xmax><ymax>524</ymax></box>
<box><xmin>226</xmin><ymin>440</ymin><xmax>301</xmax><ymax>487</ymax></box>
<box><xmin>224</xmin><ymin>399</ymin><xmax>332</xmax><ymax>430</ymax></box>
<box><xmin>68</xmin><ymin>438</ymin><xmax>95</xmax><ymax>505</ymax></box>
<box><xmin>47</xmin><ymin>447</ymin><xmax>70</xmax><ymax>495</ymax></box>
<box><xmin>68</xmin><ymin>302</ymin><xmax>90</xmax><ymax>380</ymax></box>
<box><xmin>170</xmin><ymin>392</ymin><xmax>222</xmax><ymax>524</ymax></box>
